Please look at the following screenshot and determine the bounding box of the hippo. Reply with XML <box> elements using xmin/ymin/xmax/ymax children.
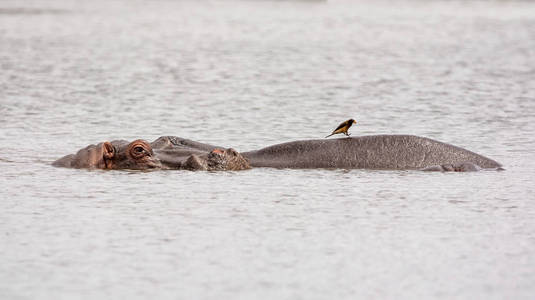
<box><xmin>52</xmin><ymin>135</ymin><xmax>502</xmax><ymax>172</ymax></box>
<box><xmin>52</xmin><ymin>136</ymin><xmax>251</xmax><ymax>171</ymax></box>
<box><xmin>52</xmin><ymin>139</ymin><xmax>162</xmax><ymax>169</ymax></box>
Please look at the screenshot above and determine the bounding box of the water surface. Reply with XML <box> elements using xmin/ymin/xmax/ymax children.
<box><xmin>1</xmin><ymin>0</ymin><xmax>535</xmax><ymax>299</ymax></box>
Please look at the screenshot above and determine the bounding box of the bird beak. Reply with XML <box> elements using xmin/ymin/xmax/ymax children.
<box><xmin>353</xmin><ymin>120</ymin><xmax>357</xmax><ymax>124</ymax></box>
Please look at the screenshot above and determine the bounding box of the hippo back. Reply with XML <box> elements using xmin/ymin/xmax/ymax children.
<box><xmin>242</xmin><ymin>135</ymin><xmax>501</xmax><ymax>170</ymax></box>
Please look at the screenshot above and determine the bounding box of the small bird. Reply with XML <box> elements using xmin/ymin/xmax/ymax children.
<box><xmin>325</xmin><ymin>119</ymin><xmax>357</xmax><ymax>138</ymax></box>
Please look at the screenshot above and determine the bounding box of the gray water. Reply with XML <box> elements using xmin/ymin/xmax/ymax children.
<box><xmin>1</xmin><ymin>0</ymin><xmax>535</xmax><ymax>299</ymax></box>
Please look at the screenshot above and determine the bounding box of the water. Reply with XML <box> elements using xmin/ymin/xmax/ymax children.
<box><xmin>1</xmin><ymin>0</ymin><xmax>535</xmax><ymax>299</ymax></box>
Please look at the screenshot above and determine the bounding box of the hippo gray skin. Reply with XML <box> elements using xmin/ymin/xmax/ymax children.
<box><xmin>241</xmin><ymin>135</ymin><xmax>501</xmax><ymax>171</ymax></box>
<box><xmin>53</xmin><ymin>135</ymin><xmax>502</xmax><ymax>172</ymax></box>
<box><xmin>52</xmin><ymin>136</ymin><xmax>251</xmax><ymax>171</ymax></box>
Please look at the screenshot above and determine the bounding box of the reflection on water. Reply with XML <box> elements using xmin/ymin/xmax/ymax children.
<box><xmin>1</xmin><ymin>0</ymin><xmax>535</xmax><ymax>299</ymax></box>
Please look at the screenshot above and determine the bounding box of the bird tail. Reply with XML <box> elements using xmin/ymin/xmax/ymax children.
<box><xmin>325</xmin><ymin>133</ymin><xmax>334</xmax><ymax>138</ymax></box>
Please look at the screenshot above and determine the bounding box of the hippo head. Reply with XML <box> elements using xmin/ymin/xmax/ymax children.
<box><xmin>182</xmin><ymin>148</ymin><xmax>251</xmax><ymax>171</ymax></box>
<box><xmin>108</xmin><ymin>140</ymin><xmax>162</xmax><ymax>170</ymax></box>
<box><xmin>53</xmin><ymin>139</ymin><xmax>162</xmax><ymax>170</ymax></box>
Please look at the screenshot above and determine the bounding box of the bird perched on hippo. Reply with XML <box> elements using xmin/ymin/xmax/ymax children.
<box><xmin>52</xmin><ymin>135</ymin><xmax>502</xmax><ymax>172</ymax></box>
<box><xmin>325</xmin><ymin>119</ymin><xmax>357</xmax><ymax>138</ymax></box>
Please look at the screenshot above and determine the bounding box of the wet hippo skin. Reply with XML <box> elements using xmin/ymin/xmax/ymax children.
<box><xmin>53</xmin><ymin>136</ymin><xmax>251</xmax><ymax>171</ymax></box>
<box><xmin>52</xmin><ymin>139</ymin><xmax>162</xmax><ymax>170</ymax></box>
<box><xmin>241</xmin><ymin>135</ymin><xmax>501</xmax><ymax>171</ymax></box>
<box><xmin>53</xmin><ymin>135</ymin><xmax>501</xmax><ymax>172</ymax></box>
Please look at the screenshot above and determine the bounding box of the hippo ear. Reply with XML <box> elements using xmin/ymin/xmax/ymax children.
<box><xmin>102</xmin><ymin>142</ymin><xmax>115</xmax><ymax>168</ymax></box>
<box><xmin>102</xmin><ymin>142</ymin><xmax>115</xmax><ymax>159</ymax></box>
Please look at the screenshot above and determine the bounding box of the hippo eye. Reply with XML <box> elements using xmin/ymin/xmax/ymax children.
<box><xmin>131</xmin><ymin>146</ymin><xmax>149</xmax><ymax>158</ymax></box>
<box><xmin>134</xmin><ymin>146</ymin><xmax>144</xmax><ymax>153</ymax></box>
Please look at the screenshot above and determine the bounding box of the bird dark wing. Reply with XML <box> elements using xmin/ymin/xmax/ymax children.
<box><xmin>333</xmin><ymin>120</ymin><xmax>349</xmax><ymax>131</ymax></box>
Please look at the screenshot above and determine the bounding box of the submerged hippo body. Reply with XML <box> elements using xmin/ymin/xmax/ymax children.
<box><xmin>53</xmin><ymin>135</ymin><xmax>501</xmax><ymax>172</ymax></box>
<box><xmin>242</xmin><ymin>135</ymin><xmax>501</xmax><ymax>171</ymax></box>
